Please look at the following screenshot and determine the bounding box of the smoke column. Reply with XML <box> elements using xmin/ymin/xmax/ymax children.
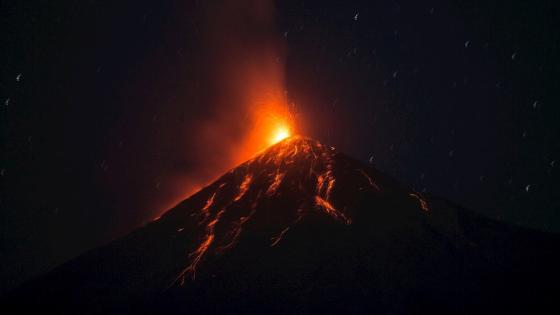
<box><xmin>159</xmin><ymin>0</ymin><xmax>290</xmax><ymax>215</ymax></box>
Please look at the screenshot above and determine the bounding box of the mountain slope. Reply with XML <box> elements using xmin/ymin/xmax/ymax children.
<box><xmin>4</xmin><ymin>137</ymin><xmax>559</xmax><ymax>314</ymax></box>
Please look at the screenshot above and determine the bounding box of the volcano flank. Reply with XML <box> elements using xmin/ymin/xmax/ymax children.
<box><xmin>3</xmin><ymin>137</ymin><xmax>559</xmax><ymax>314</ymax></box>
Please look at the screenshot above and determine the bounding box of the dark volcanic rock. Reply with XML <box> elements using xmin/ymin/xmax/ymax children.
<box><xmin>3</xmin><ymin>137</ymin><xmax>559</xmax><ymax>314</ymax></box>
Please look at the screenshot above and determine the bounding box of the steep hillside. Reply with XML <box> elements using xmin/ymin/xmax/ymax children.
<box><xmin>4</xmin><ymin>137</ymin><xmax>559</xmax><ymax>314</ymax></box>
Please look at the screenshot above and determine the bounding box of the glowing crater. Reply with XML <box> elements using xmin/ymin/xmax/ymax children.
<box><xmin>270</xmin><ymin>125</ymin><xmax>291</xmax><ymax>145</ymax></box>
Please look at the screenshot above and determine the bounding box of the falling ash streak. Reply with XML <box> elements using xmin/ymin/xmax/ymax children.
<box><xmin>409</xmin><ymin>193</ymin><xmax>430</xmax><ymax>212</ymax></box>
<box><xmin>358</xmin><ymin>169</ymin><xmax>381</xmax><ymax>191</ymax></box>
<box><xmin>269</xmin><ymin>207</ymin><xmax>306</xmax><ymax>248</ymax></box>
<box><xmin>270</xmin><ymin>227</ymin><xmax>290</xmax><ymax>247</ymax></box>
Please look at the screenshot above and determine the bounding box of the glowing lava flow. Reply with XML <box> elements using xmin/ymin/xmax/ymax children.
<box><xmin>166</xmin><ymin>137</ymin><xmax>435</xmax><ymax>288</ymax></box>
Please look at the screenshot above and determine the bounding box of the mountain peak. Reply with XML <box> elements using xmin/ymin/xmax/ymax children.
<box><xmin>246</xmin><ymin>135</ymin><xmax>336</xmax><ymax>167</ymax></box>
<box><xmin>154</xmin><ymin>135</ymin><xmax>430</xmax><ymax>286</ymax></box>
<box><xmin>163</xmin><ymin>136</ymin><xmax>371</xmax><ymax>284</ymax></box>
<box><xmin>6</xmin><ymin>136</ymin><xmax>558</xmax><ymax>314</ymax></box>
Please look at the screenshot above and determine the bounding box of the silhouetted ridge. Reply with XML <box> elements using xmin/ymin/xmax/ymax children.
<box><xmin>3</xmin><ymin>137</ymin><xmax>559</xmax><ymax>315</ymax></box>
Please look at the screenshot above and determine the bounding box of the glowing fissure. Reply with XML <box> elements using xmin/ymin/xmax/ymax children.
<box><xmin>234</xmin><ymin>174</ymin><xmax>253</xmax><ymax>201</ymax></box>
<box><xmin>317</xmin><ymin>171</ymin><xmax>336</xmax><ymax>199</ymax></box>
<box><xmin>312</xmin><ymin>150</ymin><xmax>352</xmax><ymax>225</ymax></box>
<box><xmin>176</xmin><ymin>208</ymin><xmax>225</xmax><ymax>285</ymax></box>
<box><xmin>218</xmin><ymin>193</ymin><xmax>261</xmax><ymax>252</ymax></box>
<box><xmin>175</xmin><ymin>173</ymin><xmax>257</xmax><ymax>286</ymax></box>
<box><xmin>266</xmin><ymin>170</ymin><xmax>285</xmax><ymax>196</ymax></box>
<box><xmin>198</xmin><ymin>192</ymin><xmax>216</xmax><ymax>219</ymax></box>
<box><xmin>174</xmin><ymin>185</ymin><xmax>225</xmax><ymax>285</ymax></box>
<box><xmin>314</xmin><ymin>196</ymin><xmax>352</xmax><ymax>225</ymax></box>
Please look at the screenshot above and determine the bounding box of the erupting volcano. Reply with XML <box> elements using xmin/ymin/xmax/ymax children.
<box><xmin>270</xmin><ymin>125</ymin><xmax>291</xmax><ymax>145</ymax></box>
<box><xmin>4</xmin><ymin>137</ymin><xmax>559</xmax><ymax>314</ymax></box>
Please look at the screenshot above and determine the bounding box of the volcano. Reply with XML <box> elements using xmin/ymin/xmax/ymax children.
<box><xmin>4</xmin><ymin>137</ymin><xmax>559</xmax><ymax>314</ymax></box>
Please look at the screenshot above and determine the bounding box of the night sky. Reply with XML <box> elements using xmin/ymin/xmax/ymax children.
<box><xmin>1</xmin><ymin>0</ymin><xmax>559</xmax><ymax>294</ymax></box>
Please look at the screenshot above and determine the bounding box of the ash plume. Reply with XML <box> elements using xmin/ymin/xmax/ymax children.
<box><xmin>159</xmin><ymin>0</ymin><xmax>290</xmax><ymax>217</ymax></box>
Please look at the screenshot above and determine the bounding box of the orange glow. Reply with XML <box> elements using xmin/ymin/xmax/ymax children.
<box><xmin>241</xmin><ymin>100</ymin><xmax>295</xmax><ymax>160</ymax></box>
<box><xmin>270</xmin><ymin>125</ymin><xmax>291</xmax><ymax>145</ymax></box>
<box><xmin>151</xmin><ymin>1</ymin><xmax>295</xmax><ymax>220</ymax></box>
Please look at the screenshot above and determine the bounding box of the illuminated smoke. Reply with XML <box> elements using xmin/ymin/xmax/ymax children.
<box><xmin>160</xmin><ymin>0</ymin><xmax>292</xmax><ymax>215</ymax></box>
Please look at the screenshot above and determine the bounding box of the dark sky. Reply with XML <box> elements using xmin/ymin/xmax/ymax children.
<box><xmin>1</xmin><ymin>0</ymin><xmax>559</xmax><ymax>293</ymax></box>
